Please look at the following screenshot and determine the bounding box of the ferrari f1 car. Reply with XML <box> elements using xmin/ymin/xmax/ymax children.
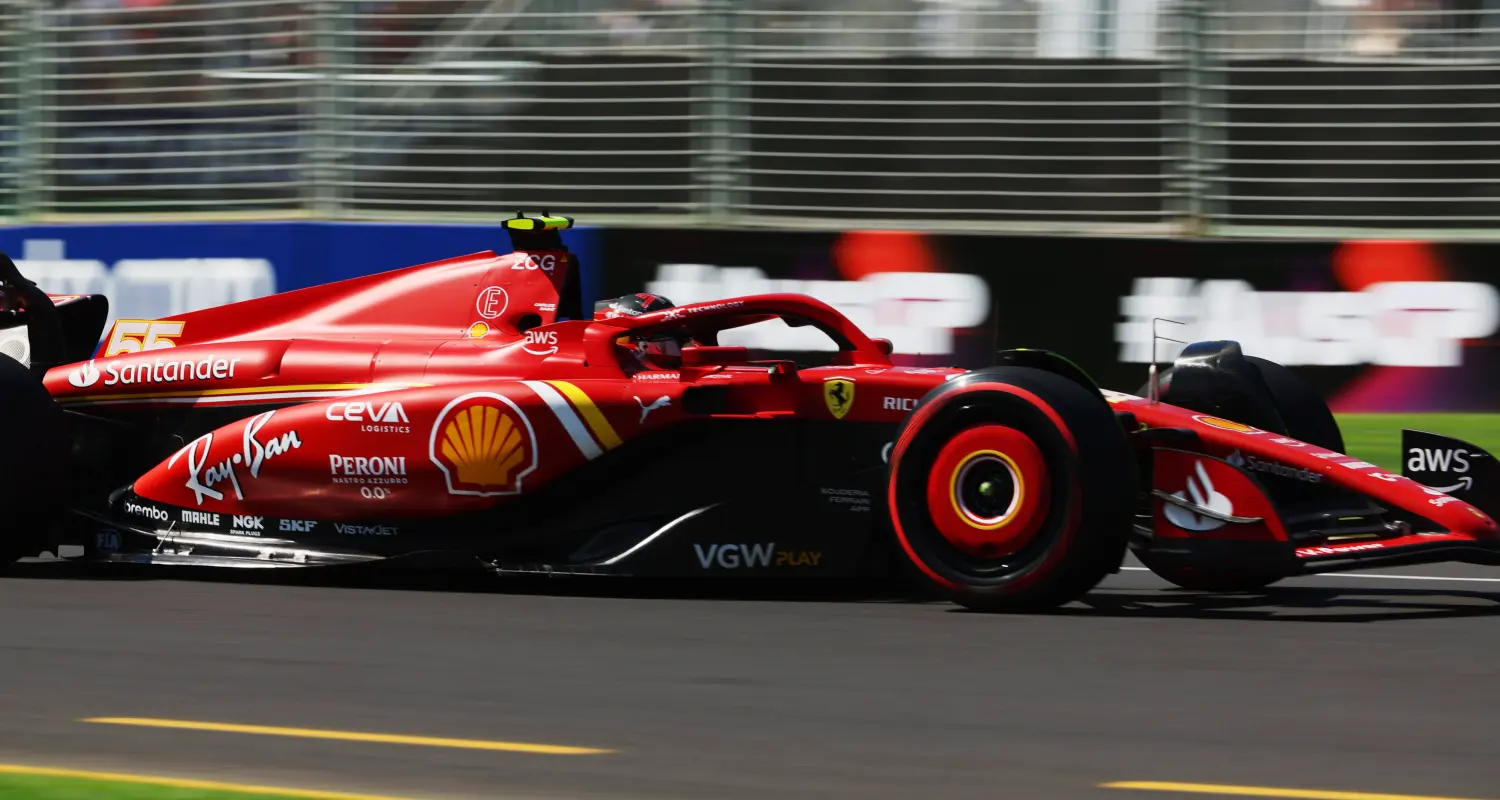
<box><xmin>2</xmin><ymin>215</ymin><xmax>1498</xmax><ymax>611</ymax></box>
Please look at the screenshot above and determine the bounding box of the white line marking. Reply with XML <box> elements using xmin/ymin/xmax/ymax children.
<box><xmin>1317</xmin><ymin>573</ymin><xmax>1500</xmax><ymax>584</ymax></box>
<box><xmin>1121</xmin><ymin>566</ymin><xmax>1500</xmax><ymax>584</ymax></box>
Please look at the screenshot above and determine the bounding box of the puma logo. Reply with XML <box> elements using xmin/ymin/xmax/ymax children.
<box><xmin>636</xmin><ymin>395</ymin><xmax>671</xmax><ymax>423</ymax></box>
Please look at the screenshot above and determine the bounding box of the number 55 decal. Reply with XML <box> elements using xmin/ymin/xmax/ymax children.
<box><xmin>104</xmin><ymin>320</ymin><xmax>185</xmax><ymax>357</ymax></box>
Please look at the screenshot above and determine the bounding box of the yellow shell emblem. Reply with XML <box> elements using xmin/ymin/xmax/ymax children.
<box><xmin>430</xmin><ymin>392</ymin><xmax>538</xmax><ymax>497</ymax></box>
<box><xmin>1193</xmin><ymin>415</ymin><xmax>1262</xmax><ymax>435</ymax></box>
<box><xmin>824</xmin><ymin>378</ymin><xmax>855</xmax><ymax>420</ymax></box>
<box><xmin>441</xmin><ymin>405</ymin><xmax>526</xmax><ymax>487</ymax></box>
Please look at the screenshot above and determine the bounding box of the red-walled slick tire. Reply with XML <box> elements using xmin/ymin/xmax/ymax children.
<box><xmin>887</xmin><ymin>367</ymin><xmax>1136</xmax><ymax>612</ymax></box>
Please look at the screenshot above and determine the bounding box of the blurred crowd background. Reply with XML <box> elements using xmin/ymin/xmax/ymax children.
<box><xmin>5</xmin><ymin>0</ymin><xmax>1500</xmax><ymax>234</ymax></box>
<box><xmin>43</xmin><ymin>0</ymin><xmax>1500</xmax><ymax>65</ymax></box>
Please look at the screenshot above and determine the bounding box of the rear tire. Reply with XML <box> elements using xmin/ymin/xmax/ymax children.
<box><xmin>887</xmin><ymin>367</ymin><xmax>1136</xmax><ymax>612</ymax></box>
<box><xmin>0</xmin><ymin>354</ymin><xmax>68</xmax><ymax>568</ymax></box>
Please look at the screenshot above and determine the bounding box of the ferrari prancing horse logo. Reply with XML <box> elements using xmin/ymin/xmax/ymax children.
<box><xmin>824</xmin><ymin>378</ymin><xmax>855</xmax><ymax>419</ymax></box>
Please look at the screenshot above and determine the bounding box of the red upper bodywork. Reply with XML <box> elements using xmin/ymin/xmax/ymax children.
<box><xmin>41</xmin><ymin>242</ymin><xmax>955</xmax><ymax>523</ymax></box>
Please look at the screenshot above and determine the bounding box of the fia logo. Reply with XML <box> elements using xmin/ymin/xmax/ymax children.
<box><xmin>823</xmin><ymin>378</ymin><xmax>855</xmax><ymax>420</ymax></box>
<box><xmin>1163</xmin><ymin>460</ymin><xmax>1234</xmax><ymax>532</ymax></box>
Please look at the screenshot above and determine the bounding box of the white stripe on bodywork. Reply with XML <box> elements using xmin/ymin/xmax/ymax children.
<box><xmin>521</xmin><ymin>379</ymin><xmax>603</xmax><ymax>460</ymax></box>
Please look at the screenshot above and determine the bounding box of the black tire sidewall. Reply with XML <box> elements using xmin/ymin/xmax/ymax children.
<box><xmin>891</xmin><ymin>386</ymin><xmax>1078</xmax><ymax>592</ymax></box>
<box><xmin>889</xmin><ymin>367</ymin><xmax>1136</xmax><ymax>609</ymax></box>
<box><xmin>1244</xmin><ymin>355</ymin><xmax>1345</xmax><ymax>453</ymax></box>
<box><xmin>0</xmin><ymin>354</ymin><xmax>66</xmax><ymax>562</ymax></box>
<box><xmin>1143</xmin><ymin>355</ymin><xmax>1343</xmax><ymax>452</ymax></box>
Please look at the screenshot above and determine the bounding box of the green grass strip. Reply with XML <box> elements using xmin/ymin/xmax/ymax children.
<box><xmin>0</xmin><ymin>774</ymin><xmax>301</xmax><ymax>799</ymax></box>
<box><xmin>0</xmin><ymin>766</ymin><xmax>421</xmax><ymax>800</ymax></box>
<box><xmin>1336</xmin><ymin>413</ymin><xmax>1500</xmax><ymax>472</ymax></box>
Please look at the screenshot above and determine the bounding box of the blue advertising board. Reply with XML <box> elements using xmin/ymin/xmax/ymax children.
<box><xmin>0</xmin><ymin>221</ymin><xmax>601</xmax><ymax>330</ymax></box>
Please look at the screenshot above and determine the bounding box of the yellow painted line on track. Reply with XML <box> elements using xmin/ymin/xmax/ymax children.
<box><xmin>0</xmin><ymin>764</ymin><xmax>424</xmax><ymax>800</ymax></box>
<box><xmin>83</xmin><ymin>717</ymin><xmax>614</xmax><ymax>755</ymax></box>
<box><xmin>1103</xmin><ymin>781</ymin><xmax>1495</xmax><ymax>800</ymax></box>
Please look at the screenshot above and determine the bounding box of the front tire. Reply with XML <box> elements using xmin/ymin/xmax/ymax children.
<box><xmin>887</xmin><ymin>367</ymin><xmax>1136</xmax><ymax>612</ymax></box>
<box><xmin>1243</xmin><ymin>355</ymin><xmax>1343</xmax><ymax>453</ymax></box>
<box><xmin>1140</xmin><ymin>352</ymin><xmax>1343</xmax><ymax>452</ymax></box>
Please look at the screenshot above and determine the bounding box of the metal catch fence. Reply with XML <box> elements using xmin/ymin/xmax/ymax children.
<box><xmin>4</xmin><ymin>0</ymin><xmax>1500</xmax><ymax>238</ymax></box>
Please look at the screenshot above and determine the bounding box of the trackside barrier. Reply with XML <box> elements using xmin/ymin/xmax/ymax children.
<box><xmin>2</xmin><ymin>220</ymin><xmax>1495</xmax><ymax>413</ymax></box>
<box><xmin>595</xmin><ymin>227</ymin><xmax>1500</xmax><ymax>413</ymax></box>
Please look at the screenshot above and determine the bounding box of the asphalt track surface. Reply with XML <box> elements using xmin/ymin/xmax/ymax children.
<box><xmin>1</xmin><ymin>555</ymin><xmax>1498</xmax><ymax>800</ymax></box>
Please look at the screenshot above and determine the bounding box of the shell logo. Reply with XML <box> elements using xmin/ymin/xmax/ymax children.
<box><xmin>429</xmin><ymin>392</ymin><xmax>538</xmax><ymax>497</ymax></box>
<box><xmin>1192</xmin><ymin>415</ymin><xmax>1263</xmax><ymax>435</ymax></box>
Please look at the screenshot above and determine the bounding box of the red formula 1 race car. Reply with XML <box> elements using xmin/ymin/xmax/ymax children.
<box><xmin>0</xmin><ymin>215</ymin><xmax>1497</xmax><ymax>611</ymax></box>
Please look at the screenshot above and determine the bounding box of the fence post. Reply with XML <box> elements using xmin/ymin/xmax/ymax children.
<box><xmin>307</xmin><ymin>0</ymin><xmax>342</xmax><ymax>217</ymax></box>
<box><xmin>1172</xmin><ymin>0</ymin><xmax>1220</xmax><ymax>237</ymax></box>
<box><xmin>16</xmin><ymin>0</ymin><xmax>46</xmax><ymax>220</ymax></box>
<box><xmin>695</xmin><ymin>0</ymin><xmax>742</xmax><ymax>226</ymax></box>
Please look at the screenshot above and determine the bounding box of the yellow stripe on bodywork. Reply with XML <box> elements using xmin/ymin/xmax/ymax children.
<box><xmin>546</xmin><ymin>380</ymin><xmax>623</xmax><ymax>450</ymax></box>
<box><xmin>63</xmin><ymin>383</ymin><xmax>368</xmax><ymax>402</ymax></box>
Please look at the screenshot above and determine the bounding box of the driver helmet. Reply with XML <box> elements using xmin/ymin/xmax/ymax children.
<box><xmin>594</xmin><ymin>293</ymin><xmax>685</xmax><ymax>362</ymax></box>
<box><xmin>593</xmin><ymin>292</ymin><xmax>675</xmax><ymax>320</ymax></box>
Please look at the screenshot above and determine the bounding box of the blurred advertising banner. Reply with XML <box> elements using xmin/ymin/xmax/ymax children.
<box><xmin>598</xmin><ymin>229</ymin><xmax>1500</xmax><ymax>412</ymax></box>
<box><xmin>0</xmin><ymin>222</ymin><xmax>600</xmax><ymax>337</ymax></box>
<box><xmin>597</xmin><ymin>228</ymin><xmax>994</xmax><ymax>364</ymax></box>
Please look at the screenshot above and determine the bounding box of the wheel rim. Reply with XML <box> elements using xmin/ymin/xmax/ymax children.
<box><xmin>924</xmin><ymin>424</ymin><xmax>1050</xmax><ymax>558</ymax></box>
<box><xmin>953</xmin><ymin>451</ymin><xmax>1021</xmax><ymax>527</ymax></box>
